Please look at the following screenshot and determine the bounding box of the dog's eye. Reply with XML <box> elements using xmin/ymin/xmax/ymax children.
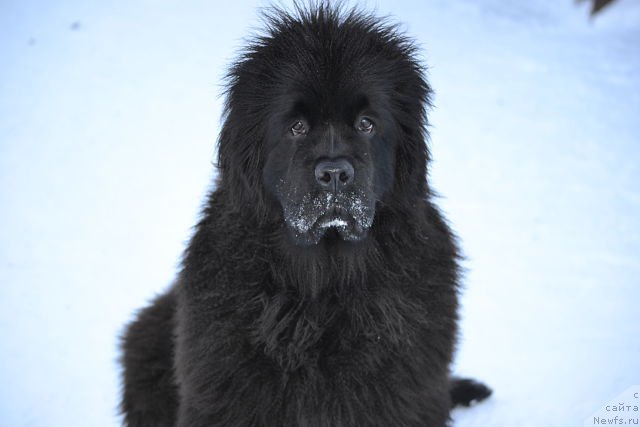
<box><xmin>290</xmin><ymin>120</ymin><xmax>308</xmax><ymax>136</ymax></box>
<box><xmin>357</xmin><ymin>117</ymin><xmax>375</xmax><ymax>134</ymax></box>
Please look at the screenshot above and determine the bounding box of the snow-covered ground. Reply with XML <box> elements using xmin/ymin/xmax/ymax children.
<box><xmin>1</xmin><ymin>1</ymin><xmax>638</xmax><ymax>426</ymax></box>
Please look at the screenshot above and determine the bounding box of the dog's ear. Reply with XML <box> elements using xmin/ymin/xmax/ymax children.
<box><xmin>389</xmin><ymin>63</ymin><xmax>433</xmax><ymax>204</ymax></box>
<box><xmin>216</xmin><ymin>117</ymin><xmax>271</xmax><ymax>225</ymax></box>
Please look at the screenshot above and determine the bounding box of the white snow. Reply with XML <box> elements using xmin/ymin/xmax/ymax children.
<box><xmin>319</xmin><ymin>218</ymin><xmax>348</xmax><ymax>228</ymax></box>
<box><xmin>1</xmin><ymin>0</ymin><xmax>638</xmax><ymax>426</ymax></box>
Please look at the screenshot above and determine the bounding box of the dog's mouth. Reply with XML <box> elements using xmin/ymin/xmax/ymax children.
<box><xmin>282</xmin><ymin>193</ymin><xmax>374</xmax><ymax>246</ymax></box>
<box><xmin>307</xmin><ymin>213</ymin><xmax>366</xmax><ymax>246</ymax></box>
<box><xmin>311</xmin><ymin>205</ymin><xmax>364</xmax><ymax>242</ymax></box>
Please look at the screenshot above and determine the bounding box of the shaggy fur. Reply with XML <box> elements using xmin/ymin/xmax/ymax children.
<box><xmin>120</xmin><ymin>4</ymin><xmax>491</xmax><ymax>427</ymax></box>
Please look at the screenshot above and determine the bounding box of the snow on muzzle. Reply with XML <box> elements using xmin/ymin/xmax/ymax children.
<box><xmin>282</xmin><ymin>190</ymin><xmax>375</xmax><ymax>244</ymax></box>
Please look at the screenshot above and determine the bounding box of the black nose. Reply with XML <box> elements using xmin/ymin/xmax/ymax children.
<box><xmin>314</xmin><ymin>158</ymin><xmax>355</xmax><ymax>192</ymax></box>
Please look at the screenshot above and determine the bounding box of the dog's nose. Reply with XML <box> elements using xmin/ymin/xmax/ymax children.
<box><xmin>314</xmin><ymin>158</ymin><xmax>355</xmax><ymax>192</ymax></box>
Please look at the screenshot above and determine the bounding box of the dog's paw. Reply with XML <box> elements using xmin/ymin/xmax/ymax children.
<box><xmin>450</xmin><ymin>377</ymin><xmax>493</xmax><ymax>407</ymax></box>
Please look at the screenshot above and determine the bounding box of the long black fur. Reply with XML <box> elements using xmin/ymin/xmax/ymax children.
<box><xmin>120</xmin><ymin>3</ymin><xmax>491</xmax><ymax>426</ymax></box>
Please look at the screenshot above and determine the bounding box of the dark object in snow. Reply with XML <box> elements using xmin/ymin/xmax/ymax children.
<box><xmin>577</xmin><ymin>0</ymin><xmax>617</xmax><ymax>16</ymax></box>
<box><xmin>449</xmin><ymin>377</ymin><xmax>494</xmax><ymax>407</ymax></box>
<box><xmin>120</xmin><ymin>3</ymin><xmax>491</xmax><ymax>426</ymax></box>
<box><xmin>70</xmin><ymin>21</ymin><xmax>81</xmax><ymax>31</ymax></box>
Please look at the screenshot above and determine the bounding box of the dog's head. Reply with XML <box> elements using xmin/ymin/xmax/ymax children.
<box><xmin>218</xmin><ymin>5</ymin><xmax>431</xmax><ymax>246</ymax></box>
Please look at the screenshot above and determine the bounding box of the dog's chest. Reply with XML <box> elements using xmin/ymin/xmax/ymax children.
<box><xmin>254</xmin><ymin>291</ymin><xmax>416</xmax><ymax>374</ymax></box>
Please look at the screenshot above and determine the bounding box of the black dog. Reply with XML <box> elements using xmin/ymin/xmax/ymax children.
<box><xmin>120</xmin><ymin>4</ymin><xmax>491</xmax><ymax>426</ymax></box>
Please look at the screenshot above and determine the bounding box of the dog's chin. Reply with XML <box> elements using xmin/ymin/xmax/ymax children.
<box><xmin>279</xmin><ymin>190</ymin><xmax>376</xmax><ymax>247</ymax></box>
<box><xmin>287</xmin><ymin>213</ymin><xmax>370</xmax><ymax>247</ymax></box>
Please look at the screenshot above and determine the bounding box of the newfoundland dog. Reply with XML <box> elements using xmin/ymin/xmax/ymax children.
<box><xmin>120</xmin><ymin>4</ymin><xmax>491</xmax><ymax>426</ymax></box>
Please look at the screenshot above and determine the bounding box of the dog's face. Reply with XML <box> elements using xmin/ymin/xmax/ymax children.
<box><xmin>219</xmin><ymin>8</ymin><xmax>431</xmax><ymax>248</ymax></box>
<box><xmin>262</xmin><ymin>82</ymin><xmax>397</xmax><ymax>246</ymax></box>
